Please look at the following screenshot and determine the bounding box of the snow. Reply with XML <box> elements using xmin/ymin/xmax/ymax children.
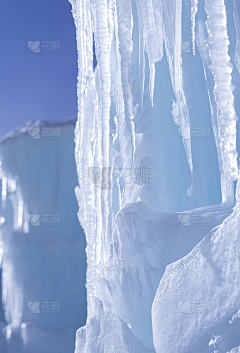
<box><xmin>152</xmin><ymin>172</ymin><xmax>240</xmax><ymax>353</ymax></box>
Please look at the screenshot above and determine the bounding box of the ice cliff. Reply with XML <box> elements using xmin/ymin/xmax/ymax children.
<box><xmin>70</xmin><ymin>0</ymin><xmax>240</xmax><ymax>351</ymax></box>
<box><xmin>0</xmin><ymin>121</ymin><xmax>86</xmax><ymax>353</ymax></box>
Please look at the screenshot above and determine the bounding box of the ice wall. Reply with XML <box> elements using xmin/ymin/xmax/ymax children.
<box><xmin>0</xmin><ymin>121</ymin><xmax>86</xmax><ymax>353</ymax></box>
<box><xmin>71</xmin><ymin>0</ymin><xmax>240</xmax><ymax>351</ymax></box>
<box><xmin>152</xmin><ymin>170</ymin><xmax>240</xmax><ymax>353</ymax></box>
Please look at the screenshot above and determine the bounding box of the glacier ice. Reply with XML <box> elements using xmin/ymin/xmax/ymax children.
<box><xmin>0</xmin><ymin>0</ymin><xmax>239</xmax><ymax>351</ymax></box>
<box><xmin>0</xmin><ymin>121</ymin><xmax>86</xmax><ymax>353</ymax></box>
<box><xmin>152</xmin><ymin>171</ymin><xmax>240</xmax><ymax>352</ymax></box>
<box><xmin>69</xmin><ymin>0</ymin><xmax>240</xmax><ymax>351</ymax></box>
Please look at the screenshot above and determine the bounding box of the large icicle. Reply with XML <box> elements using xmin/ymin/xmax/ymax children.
<box><xmin>71</xmin><ymin>0</ymin><xmax>98</xmax><ymax>317</ymax></box>
<box><xmin>234</xmin><ymin>0</ymin><xmax>240</xmax><ymax>74</ymax></box>
<box><xmin>205</xmin><ymin>0</ymin><xmax>238</xmax><ymax>200</ymax></box>
<box><xmin>160</xmin><ymin>0</ymin><xmax>193</xmax><ymax>173</ymax></box>
<box><xmin>191</xmin><ymin>0</ymin><xmax>198</xmax><ymax>55</ymax></box>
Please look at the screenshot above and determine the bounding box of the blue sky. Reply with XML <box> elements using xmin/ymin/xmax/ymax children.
<box><xmin>0</xmin><ymin>0</ymin><xmax>78</xmax><ymax>138</ymax></box>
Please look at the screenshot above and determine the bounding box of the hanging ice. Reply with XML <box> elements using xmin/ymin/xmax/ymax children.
<box><xmin>70</xmin><ymin>0</ymin><xmax>240</xmax><ymax>351</ymax></box>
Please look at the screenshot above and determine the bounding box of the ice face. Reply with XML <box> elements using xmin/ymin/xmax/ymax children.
<box><xmin>152</xmin><ymin>171</ymin><xmax>240</xmax><ymax>353</ymax></box>
<box><xmin>0</xmin><ymin>121</ymin><xmax>87</xmax><ymax>353</ymax></box>
<box><xmin>70</xmin><ymin>0</ymin><xmax>240</xmax><ymax>351</ymax></box>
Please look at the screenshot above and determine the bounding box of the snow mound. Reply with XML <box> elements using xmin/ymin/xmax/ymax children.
<box><xmin>152</xmin><ymin>175</ymin><xmax>240</xmax><ymax>353</ymax></box>
<box><xmin>74</xmin><ymin>297</ymin><xmax>151</xmax><ymax>353</ymax></box>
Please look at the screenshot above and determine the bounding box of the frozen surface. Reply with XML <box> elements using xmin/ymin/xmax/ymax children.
<box><xmin>152</xmin><ymin>172</ymin><xmax>240</xmax><ymax>353</ymax></box>
<box><xmin>0</xmin><ymin>121</ymin><xmax>86</xmax><ymax>353</ymax></box>
<box><xmin>69</xmin><ymin>0</ymin><xmax>240</xmax><ymax>352</ymax></box>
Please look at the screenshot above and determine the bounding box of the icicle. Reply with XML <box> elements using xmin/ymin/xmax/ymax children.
<box><xmin>149</xmin><ymin>62</ymin><xmax>155</xmax><ymax>106</ymax></box>
<box><xmin>1</xmin><ymin>176</ymin><xmax>7</xmax><ymax>209</ymax></box>
<box><xmin>196</xmin><ymin>22</ymin><xmax>228</xmax><ymax>202</ymax></box>
<box><xmin>160</xmin><ymin>0</ymin><xmax>193</xmax><ymax>174</ymax></box>
<box><xmin>233</xmin><ymin>0</ymin><xmax>240</xmax><ymax>74</ymax></box>
<box><xmin>70</xmin><ymin>0</ymin><xmax>98</xmax><ymax>318</ymax></box>
<box><xmin>205</xmin><ymin>0</ymin><xmax>238</xmax><ymax>197</ymax></box>
<box><xmin>114</xmin><ymin>0</ymin><xmax>135</xmax><ymax>160</ymax></box>
<box><xmin>191</xmin><ymin>0</ymin><xmax>198</xmax><ymax>55</ymax></box>
<box><xmin>139</xmin><ymin>28</ymin><xmax>145</xmax><ymax>110</ymax></box>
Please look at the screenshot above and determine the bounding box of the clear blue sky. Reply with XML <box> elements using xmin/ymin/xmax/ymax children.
<box><xmin>0</xmin><ymin>0</ymin><xmax>78</xmax><ymax>138</ymax></box>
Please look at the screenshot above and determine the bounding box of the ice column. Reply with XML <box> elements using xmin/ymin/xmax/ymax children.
<box><xmin>205</xmin><ymin>0</ymin><xmax>238</xmax><ymax>200</ymax></box>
